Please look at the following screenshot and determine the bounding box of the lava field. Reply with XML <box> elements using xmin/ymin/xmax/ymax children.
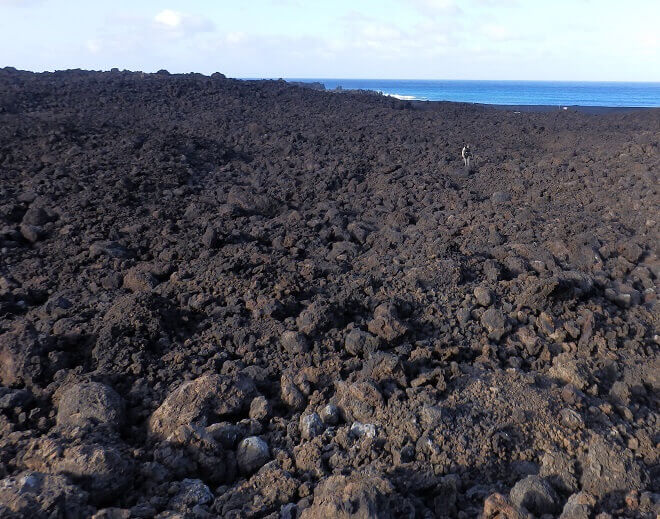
<box><xmin>0</xmin><ymin>68</ymin><xmax>658</xmax><ymax>518</ymax></box>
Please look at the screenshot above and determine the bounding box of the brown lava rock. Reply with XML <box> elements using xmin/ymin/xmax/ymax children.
<box><xmin>0</xmin><ymin>68</ymin><xmax>657</xmax><ymax>518</ymax></box>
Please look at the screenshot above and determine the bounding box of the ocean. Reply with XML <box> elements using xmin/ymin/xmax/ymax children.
<box><xmin>285</xmin><ymin>79</ymin><xmax>660</xmax><ymax>107</ymax></box>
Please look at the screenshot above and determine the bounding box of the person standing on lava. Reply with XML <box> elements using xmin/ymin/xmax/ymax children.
<box><xmin>462</xmin><ymin>144</ymin><xmax>472</xmax><ymax>168</ymax></box>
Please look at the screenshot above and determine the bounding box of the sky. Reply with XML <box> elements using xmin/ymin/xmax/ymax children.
<box><xmin>0</xmin><ymin>0</ymin><xmax>659</xmax><ymax>81</ymax></box>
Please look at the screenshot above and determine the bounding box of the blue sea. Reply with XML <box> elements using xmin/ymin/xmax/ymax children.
<box><xmin>285</xmin><ymin>79</ymin><xmax>660</xmax><ymax>107</ymax></box>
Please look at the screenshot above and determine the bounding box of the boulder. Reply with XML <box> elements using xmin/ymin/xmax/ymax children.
<box><xmin>281</xmin><ymin>331</ymin><xmax>310</xmax><ymax>354</ymax></box>
<box><xmin>367</xmin><ymin>303</ymin><xmax>408</xmax><ymax>341</ymax></box>
<box><xmin>509</xmin><ymin>475</ymin><xmax>560</xmax><ymax>516</ymax></box>
<box><xmin>56</xmin><ymin>382</ymin><xmax>124</xmax><ymax>429</ymax></box>
<box><xmin>248</xmin><ymin>396</ymin><xmax>271</xmax><ymax>421</ymax></box>
<box><xmin>0</xmin><ymin>471</ymin><xmax>90</xmax><ymax>518</ymax></box>
<box><xmin>236</xmin><ymin>436</ymin><xmax>270</xmax><ymax>475</ymax></box>
<box><xmin>301</xmin><ymin>472</ymin><xmax>396</xmax><ymax>519</ymax></box>
<box><xmin>548</xmin><ymin>354</ymin><xmax>590</xmax><ymax>390</ymax></box>
<box><xmin>168</xmin><ymin>479</ymin><xmax>213</xmax><ymax>512</ymax></box>
<box><xmin>20</xmin><ymin>223</ymin><xmax>42</xmax><ymax>243</ymax></box>
<box><xmin>362</xmin><ymin>352</ymin><xmax>407</xmax><ymax>387</ymax></box>
<box><xmin>605</xmin><ymin>282</ymin><xmax>641</xmax><ymax>308</ymax></box>
<box><xmin>149</xmin><ymin>374</ymin><xmax>256</xmax><ymax>439</ymax></box>
<box><xmin>246</xmin><ymin>296</ymin><xmax>283</xmax><ymax>319</ymax></box>
<box><xmin>0</xmin><ymin>322</ymin><xmax>50</xmax><ymax>387</ymax></box>
<box><xmin>201</xmin><ymin>226</ymin><xmax>219</xmax><ymax>248</ymax></box>
<box><xmin>539</xmin><ymin>450</ymin><xmax>579</xmax><ymax>493</ymax></box>
<box><xmin>280</xmin><ymin>374</ymin><xmax>306</xmax><ymax>410</ymax></box>
<box><xmin>516</xmin><ymin>271</ymin><xmax>594</xmax><ymax>310</ymax></box>
<box><xmin>328</xmin><ymin>241</ymin><xmax>359</xmax><ymax>261</ymax></box>
<box><xmin>482</xmin><ymin>493</ymin><xmax>526</xmax><ymax>519</ymax></box>
<box><xmin>580</xmin><ymin>436</ymin><xmax>644</xmax><ymax>498</ymax></box>
<box><xmin>0</xmin><ymin>388</ymin><xmax>32</xmax><ymax>410</ymax></box>
<box><xmin>320</xmin><ymin>404</ymin><xmax>340</xmax><ymax>425</ymax></box>
<box><xmin>123</xmin><ymin>267</ymin><xmax>158</xmax><ymax>292</ymax></box>
<box><xmin>559</xmin><ymin>492</ymin><xmax>596</xmax><ymax>519</ymax></box>
<box><xmin>350</xmin><ymin>422</ymin><xmax>377</xmax><ymax>439</ymax></box>
<box><xmin>344</xmin><ymin>329</ymin><xmax>380</xmax><ymax>357</ymax></box>
<box><xmin>22</xmin><ymin>206</ymin><xmax>53</xmax><ymax>226</ymax></box>
<box><xmin>160</xmin><ymin>424</ymin><xmax>229</xmax><ymax>484</ymax></box>
<box><xmin>227</xmin><ymin>187</ymin><xmax>279</xmax><ymax>216</ymax></box>
<box><xmin>296</xmin><ymin>301</ymin><xmax>333</xmax><ymax>335</ymax></box>
<box><xmin>56</xmin><ymin>444</ymin><xmax>133</xmax><ymax>503</ymax></box>
<box><xmin>213</xmin><ymin>465</ymin><xmax>297</xmax><ymax>517</ymax></box>
<box><xmin>474</xmin><ymin>286</ymin><xmax>493</xmax><ymax>307</ymax></box>
<box><xmin>559</xmin><ymin>408</ymin><xmax>584</xmax><ymax>429</ymax></box>
<box><xmin>617</xmin><ymin>241</ymin><xmax>643</xmax><ymax>263</ymax></box>
<box><xmin>335</xmin><ymin>380</ymin><xmax>384</xmax><ymax>422</ymax></box>
<box><xmin>480</xmin><ymin>307</ymin><xmax>508</xmax><ymax>341</ymax></box>
<box><xmin>294</xmin><ymin>442</ymin><xmax>324</xmax><ymax>476</ymax></box>
<box><xmin>300</xmin><ymin>412</ymin><xmax>324</xmax><ymax>440</ymax></box>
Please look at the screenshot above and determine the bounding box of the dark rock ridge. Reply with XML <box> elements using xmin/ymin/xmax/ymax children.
<box><xmin>0</xmin><ymin>67</ymin><xmax>658</xmax><ymax>518</ymax></box>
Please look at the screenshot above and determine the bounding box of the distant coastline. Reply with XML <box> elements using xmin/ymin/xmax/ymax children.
<box><xmin>3</xmin><ymin>68</ymin><xmax>657</xmax><ymax>110</ymax></box>
<box><xmin>277</xmin><ymin>78</ymin><xmax>660</xmax><ymax>108</ymax></box>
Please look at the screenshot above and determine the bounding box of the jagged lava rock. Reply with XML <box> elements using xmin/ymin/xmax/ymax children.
<box><xmin>56</xmin><ymin>382</ymin><xmax>124</xmax><ymax>429</ymax></box>
<box><xmin>0</xmin><ymin>471</ymin><xmax>90</xmax><ymax>518</ymax></box>
<box><xmin>149</xmin><ymin>374</ymin><xmax>257</xmax><ymax>439</ymax></box>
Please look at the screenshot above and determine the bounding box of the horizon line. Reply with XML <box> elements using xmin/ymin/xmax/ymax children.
<box><xmin>245</xmin><ymin>77</ymin><xmax>660</xmax><ymax>84</ymax></box>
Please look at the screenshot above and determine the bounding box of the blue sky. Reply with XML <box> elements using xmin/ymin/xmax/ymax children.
<box><xmin>1</xmin><ymin>0</ymin><xmax>659</xmax><ymax>81</ymax></box>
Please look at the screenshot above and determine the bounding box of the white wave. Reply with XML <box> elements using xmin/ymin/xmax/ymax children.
<box><xmin>380</xmin><ymin>91</ymin><xmax>424</xmax><ymax>101</ymax></box>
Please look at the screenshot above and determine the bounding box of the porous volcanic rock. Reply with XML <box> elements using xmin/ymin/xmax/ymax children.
<box><xmin>55</xmin><ymin>382</ymin><xmax>124</xmax><ymax>429</ymax></box>
<box><xmin>0</xmin><ymin>471</ymin><xmax>90</xmax><ymax>518</ymax></box>
<box><xmin>0</xmin><ymin>67</ymin><xmax>657</xmax><ymax>518</ymax></box>
<box><xmin>149</xmin><ymin>374</ymin><xmax>257</xmax><ymax>439</ymax></box>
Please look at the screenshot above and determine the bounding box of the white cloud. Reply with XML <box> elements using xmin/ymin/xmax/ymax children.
<box><xmin>153</xmin><ymin>9</ymin><xmax>214</xmax><ymax>35</ymax></box>
<box><xmin>337</xmin><ymin>12</ymin><xmax>458</xmax><ymax>59</ymax></box>
<box><xmin>155</xmin><ymin>9</ymin><xmax>182</xmax><ymax>28</ymax></box>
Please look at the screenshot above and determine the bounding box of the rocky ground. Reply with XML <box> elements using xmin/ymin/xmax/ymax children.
<box><xmin>0</xmin><ymin>68</ymin><xmax>658</xmax><ymax>519</ymax></box>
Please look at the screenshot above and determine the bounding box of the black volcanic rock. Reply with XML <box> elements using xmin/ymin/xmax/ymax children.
<box><xmin>0</xmin><ymin>67</ymin><xmax>657</xmax><ymax>517</ymax></box>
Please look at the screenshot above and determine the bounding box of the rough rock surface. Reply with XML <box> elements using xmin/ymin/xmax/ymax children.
<box><xmin>0</xmin><ymin>471</ymin><xmax>91</xmax><ymax>518</ymax></box>
<box><xmin>509</xmin><ymin>475</ymin><xmax>560</xmax><ymax>516</ymax></box>
<box><xmin>148</xmin><ymin>374</ymin><xmax>256</xmax><ymax>439</ymax></box>
<box><xmin>55</xmin><ymin>382</ymin><xmax>124</xmax><ymax>429</ymax></box>
<box><xmin>167</xmin><ymin>478</ymin><xmax>213</xmax><ymax>513</ymax></box>
<box><xmin>301</xmin><ymin>472</ymin><xmax>399</xmax><ymax>519</ymax></box>
<box><xmin>55</xmin><ymin>443</ymin><xmax>133</xmax><ymax>502</ymax></box>
<box><xmin>559</xmin><ymin>491</ymin><xmax>596</xmax><ymax>519</ymax></box>
<box><xmin>236</xmin><ymin>436</ymin><xmax>270</xmax><ymax>475</ymax></box>
<box><xmin>580</xmin><ymin>435</ymin><xmax>644</xmax><ymax>498</ymax></box>
<box><xmin>0</xmin><ymin>68</ymin><xmax>657</xmax><ymax>517</ymax></box>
